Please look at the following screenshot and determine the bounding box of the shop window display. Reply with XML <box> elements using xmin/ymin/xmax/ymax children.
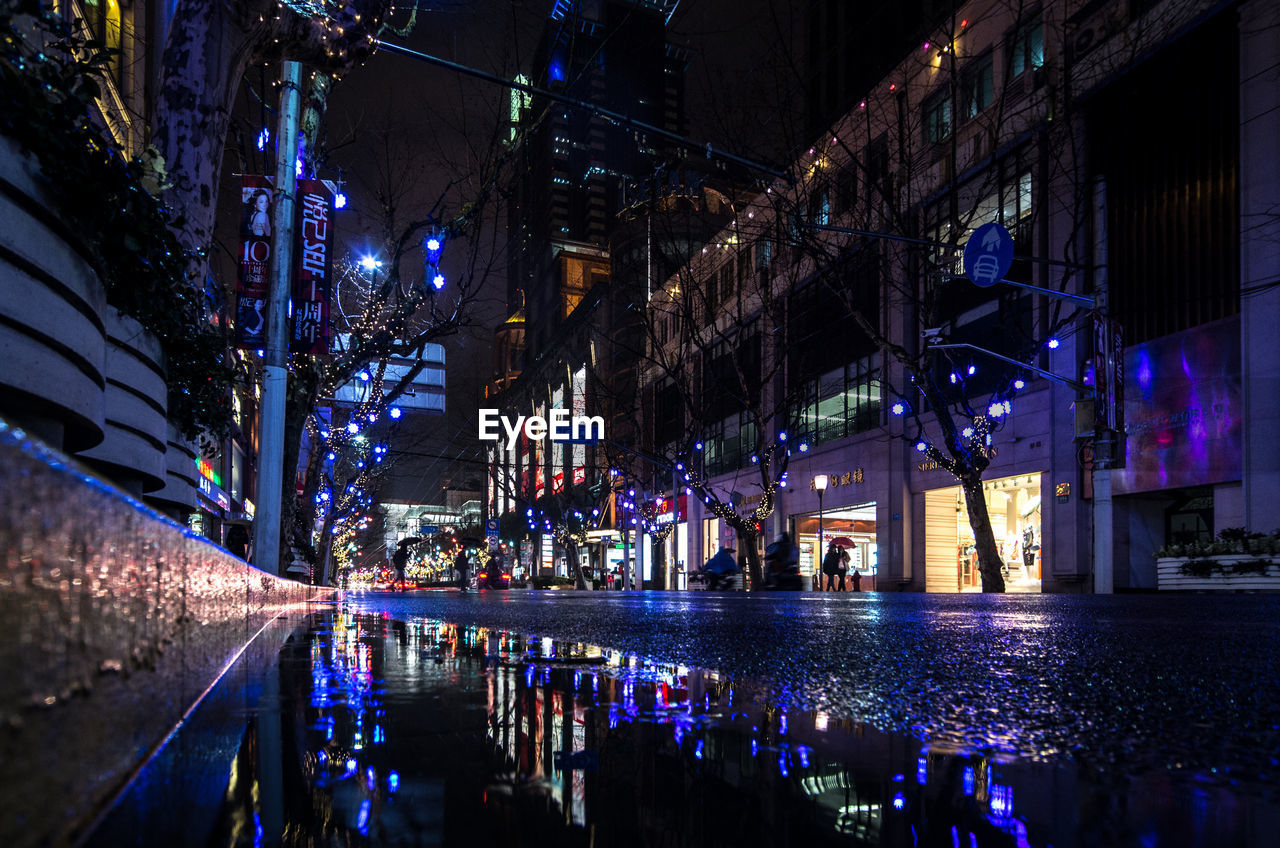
<box><xmin>927</xmin><ymin>474</ymin><xmax>1043</xmax><ymax>593</ymax></box>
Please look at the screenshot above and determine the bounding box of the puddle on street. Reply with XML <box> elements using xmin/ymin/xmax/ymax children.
<box><xmin>94</xmin><ymin>608</ymin><xmax>1279</xmax><ymax>847</ymax></box>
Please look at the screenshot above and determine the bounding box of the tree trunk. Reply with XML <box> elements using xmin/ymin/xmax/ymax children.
<box><xmin>960</xmin><ymin>475</ymin><xmax>1006</xmax><ymax>593</ymax></box>
<box><xmin>740</xmin><ymin>538</ymin><xmax>762</xmax><ymax>590</ymax></box>
<box><xmin>564</xmin><ymin>539</ymin><xmax>591</xmax><ymax>590</ymax></box>
<box><xmin>316</xmin><ymin>512</ymin><xmax>337</xmax><ymax>586</ymax></box>
<box><xmin>151</xmin><ymin>1</ymin><xmax>390</xmax><ymax>269</ymax></box>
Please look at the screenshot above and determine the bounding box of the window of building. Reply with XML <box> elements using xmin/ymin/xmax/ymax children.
<box><xmin>653</xmin><ymin>381</ymin><xmax>683</xmax><ymax>450</ymax></box>
<box><xmin>792</xmin><ymin>355</ymin><xmax>881</xmax><ymax>445</ymax></box>
<box><xmin>835</xmin><ymin>165</ymin><xmax>857</xmax><ymax>216</ymax></box>
<box><xmin>80</xmin><ymin>0</ymin><xmax>123</xmax><ymax>86</ymax></box>
<box><xmin>808</xmin><ymin>187</ymin><xmax>831</xmax><ymax>226</ymax></box>
<box><xmin>703</xmin><ymin>411</ymin><xmax>758</xmax><ymax>477</ymax></box>
<box><xmin>866</xmin><ymin>135</ymin><xmax>891</xmax><ymax>200</ymax></box>
<box><xmin>923</xmin><ymin>88</ymin><xmax>952</xmax><ymax>144</ymax></box>
<box><xmin>719</xmin><ymin>262</ymin><xmax>734</xmax><ymax>305</ymax></box>
<box><xmin>961</xmin><ymin>53</ymin><xmax>994</xmax><ymax>120</ymax></box>
<box><xmin>1008</xmin><ymin>13</ymin><xmax>1045</xmax><ymax>81</ymax></box>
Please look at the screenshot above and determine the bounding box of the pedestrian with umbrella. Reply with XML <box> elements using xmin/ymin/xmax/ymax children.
<box><xmin>821</xmin><ymin>542</ymin><xmax>842</xmax><ymax>592</ymax></box>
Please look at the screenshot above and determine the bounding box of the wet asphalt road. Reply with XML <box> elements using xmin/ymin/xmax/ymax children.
<box><xmin>344</xmin><ymin>590</ymin><xmax>1280</xmax><ymax>785</ymax></box>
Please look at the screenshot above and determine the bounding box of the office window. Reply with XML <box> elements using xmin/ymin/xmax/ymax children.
<box><xmin>719</xmin><ymin>262</ymin><xmax>734</xmax><ymax>305</ymax></box>
<box><xmin>1009</xmin><ymin>13</ymin><xmax>1045</xmax><ymax>81</ymax></box>
<box><xmin>835</xmin><ymin>165</ymin><xmax>857</xmax><ymax>215</ymax></box>
<box><xmin>961</xmin><ymin>53</ymin><xmax>994</xmax><ymax>120</ymax></box>
<box><xmin>808</xmin><ymin>188</ymin><xmax>831</xmax><ymax>226</ymax></box>
<box><xmin>923</xmin><ymin>88</ymin><xmax>952</xmax><ymax>144</ymax></box>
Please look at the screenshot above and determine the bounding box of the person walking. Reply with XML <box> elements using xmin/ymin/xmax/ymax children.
<box><xmin>821</xmin><ymin>542</ymin><xmax>842</xmax><ymax>592</ymax></box>
<box><xmin>455</xmin><ymin>548</ymin><xmax>471</xmax><ymax>593</ymax></box>
<box><xmin>836</xmin><ymin>545</ymin><xmax>850</xmax><ymax>591</ymax></box>
<box><xmin>392</xmin><ymin>543</ymin><xmax>409</xmax><ymax>591</ymax></box>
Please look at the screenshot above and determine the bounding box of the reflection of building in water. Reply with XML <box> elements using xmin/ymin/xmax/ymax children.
<box><xmin>190</xmin><ymin>615</ymin><xmax>1279</xmax><ymax>847</ymax></box>
<box><xmin>486</xmin><ymin>633</ymin><xmax>1043</xmax><ymax>846</ymax></box>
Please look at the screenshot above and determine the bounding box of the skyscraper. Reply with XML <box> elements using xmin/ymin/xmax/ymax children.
<box><xmin>505</xmin><ymin>0</ymin><xmax>687</xmax><ymax>362</ymax></box>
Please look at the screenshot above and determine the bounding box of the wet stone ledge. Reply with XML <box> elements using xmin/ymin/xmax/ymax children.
<box><xmin>0</xmin><ymin>419</ymin><xmax>330</xmax><ymax>847</ymax></box>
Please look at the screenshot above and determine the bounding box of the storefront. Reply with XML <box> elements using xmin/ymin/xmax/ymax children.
<box><xmin>655</xmin><ymin>495</ymin><xmax>688</xmax><ymax>589</ymax></box>
<box><xmin>792</xmin><ymin>502</ymin><xmax>878</xmax><ymax>591</ymax></box>
<box><xmin>923</xmin><ymin>473</ymin><xmax>1043</xmax><ymax>593</ymax></box>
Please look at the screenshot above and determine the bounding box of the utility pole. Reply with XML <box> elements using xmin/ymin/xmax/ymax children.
<box><xmin>252</xmin><ymin>61</ymin><xmax>303</xmax><ymax>577</ymax></box>
<box><xmin>1092</xmin><ymin>178</ymin><xmax>1114</xmax><ymax>594</ymax></box>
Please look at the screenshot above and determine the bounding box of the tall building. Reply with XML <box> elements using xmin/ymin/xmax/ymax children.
<box><xmin>505</xmin><ymin>0</ymin><xmax>688</xmax><ymax>362</ymax></box>
<box><xmin>635</xmin><ymin>0</ymin><xmax>1276</xmax><ymax>593</ymax></box>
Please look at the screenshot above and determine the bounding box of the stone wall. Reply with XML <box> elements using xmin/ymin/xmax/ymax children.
<box><xmin>0</xmin><ymin>419</ymin><xmax>331</xmax><ymax>846</ymax></box>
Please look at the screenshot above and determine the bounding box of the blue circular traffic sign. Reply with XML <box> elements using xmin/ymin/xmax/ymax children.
<box><xmin>962</xmin><ymin>222</ymin><xmax>1015</xmax><ymax>288</ymax></box>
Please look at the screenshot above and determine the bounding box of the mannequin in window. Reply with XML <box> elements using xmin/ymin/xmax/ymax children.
<box><xmin>1022</xmin><ymin>523</ymin><xmax>1039</xmax><ymax>577</ymax></box>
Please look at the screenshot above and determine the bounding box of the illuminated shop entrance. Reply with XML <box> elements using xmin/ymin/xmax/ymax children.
<box><xmin>793</xmin><ymin>502</ymin><xmax>877</xmax><ymax>591</ymax></box>
<box><xmin>924</xmin><ymin>473</ymin><xmax>1043</xmax><ymax>593</ymax></box>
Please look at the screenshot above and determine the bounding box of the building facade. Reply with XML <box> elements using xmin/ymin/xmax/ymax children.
<box><xmin>635</xmin><ymin>0</ymin><xmax>1276</xmax><ymax>592</ymax></box>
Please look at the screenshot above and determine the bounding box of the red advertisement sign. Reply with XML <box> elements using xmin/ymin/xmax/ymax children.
<box><xmin>290</xmin><ymin>179</ymin><xmax>333</xmax><ymax>354</ymax></box>
<box><xmin>235</xmin><ymin>176</ymin><xmax>274</xmax><ymax>347</ymax></box>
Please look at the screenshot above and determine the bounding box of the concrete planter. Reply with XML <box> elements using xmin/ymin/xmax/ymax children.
<box><xmin>0</xmin><ymin>134</ymin><xmax>106</xmax><ymax>451</ymax></box>
<box><xmin>145</xmin><ymin>422</ymin><xmax>199</xmax><ymax>519</ymax></box>
<box><xmin>1156</xmin><ymin>555</ymin><xmax>1280</xmax><ymax>591</ymax></box>
<box><xmin>76</xmin><ymin>309</ymin><xmax>168</xmax><ymax>495</ymax></box>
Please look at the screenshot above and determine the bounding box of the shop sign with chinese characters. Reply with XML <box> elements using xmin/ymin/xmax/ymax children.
<box><xmin>810</xmin><ymin>469</ymin><xmax>865</xmax><ymax>490</ymax></box>
<box><xmin>291</xmin><ymin>179</ymin><xmax>334</xmax><ymax>354</ymax></box>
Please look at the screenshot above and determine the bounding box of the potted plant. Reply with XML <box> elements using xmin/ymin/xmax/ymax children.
<box><xmin>1155</xmin><ymin>528</ymin><xmax>1280</xmax><ymax>591</ymax></box>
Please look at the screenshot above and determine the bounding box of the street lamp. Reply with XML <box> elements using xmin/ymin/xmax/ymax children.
<box><xmin>813</xmin><ymin>474</ymin><xmax>829</xmax><ymax>591</ymax></box>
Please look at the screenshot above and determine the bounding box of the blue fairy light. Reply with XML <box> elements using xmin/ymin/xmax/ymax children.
<box><xmin>915</xmin><ymin>441</ymin><xmax>928</xmax><ymax>452</ymax></box>
<box><xmin>389</xmin><ymin>407</ymin><xmax>402</xmax><ymax>419</ymax></box>
<box><xmin>424</xmin><ymin>234</ymin><xmax>444</xmax><ymax>264</ymax></box>
<box><xmin>334</xmin><ymin>192</ymin><xmax>347</xmax><ymax>209</ymax></box>
<box><xmin>891</xmin><ymin>401</ymin><xmax>906</xmax><ymax>415</ymax></box>
<box><xmin>432</xmin><ymin>273</ymin><xmax>446</xmax><ymax>290</ymax></box>
<box><xmin>1047</xmin><ymin>338</ymin><xmax>1061</xmax><ymax>349</ymax></box>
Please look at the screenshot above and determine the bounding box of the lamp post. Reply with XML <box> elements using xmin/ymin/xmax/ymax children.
<box><xmin>813</xmin><ymin>474</ymin><xmax>828</xmax><ymax>591</ymax></box>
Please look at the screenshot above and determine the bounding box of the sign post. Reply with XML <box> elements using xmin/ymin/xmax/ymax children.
<box><xmin>485</xmin><ymin>518</ymin><xmax>499</xmax><ymax>551</ymax></box>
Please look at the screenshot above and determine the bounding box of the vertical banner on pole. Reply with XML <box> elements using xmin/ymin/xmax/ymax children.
<box><xmin>236</xmin><ymin>176</ymin><xmax>275</xmax><ymax>348</ymax></box>
<box><xmin>291</xmin><ymin>179</ymin><xmax>333</xmax><ymax>354</ymax></box>
<box><xmin>1093</xmin><ymin>314</ymin><xmax>1126</xmax><ymax>466</ymax></box>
